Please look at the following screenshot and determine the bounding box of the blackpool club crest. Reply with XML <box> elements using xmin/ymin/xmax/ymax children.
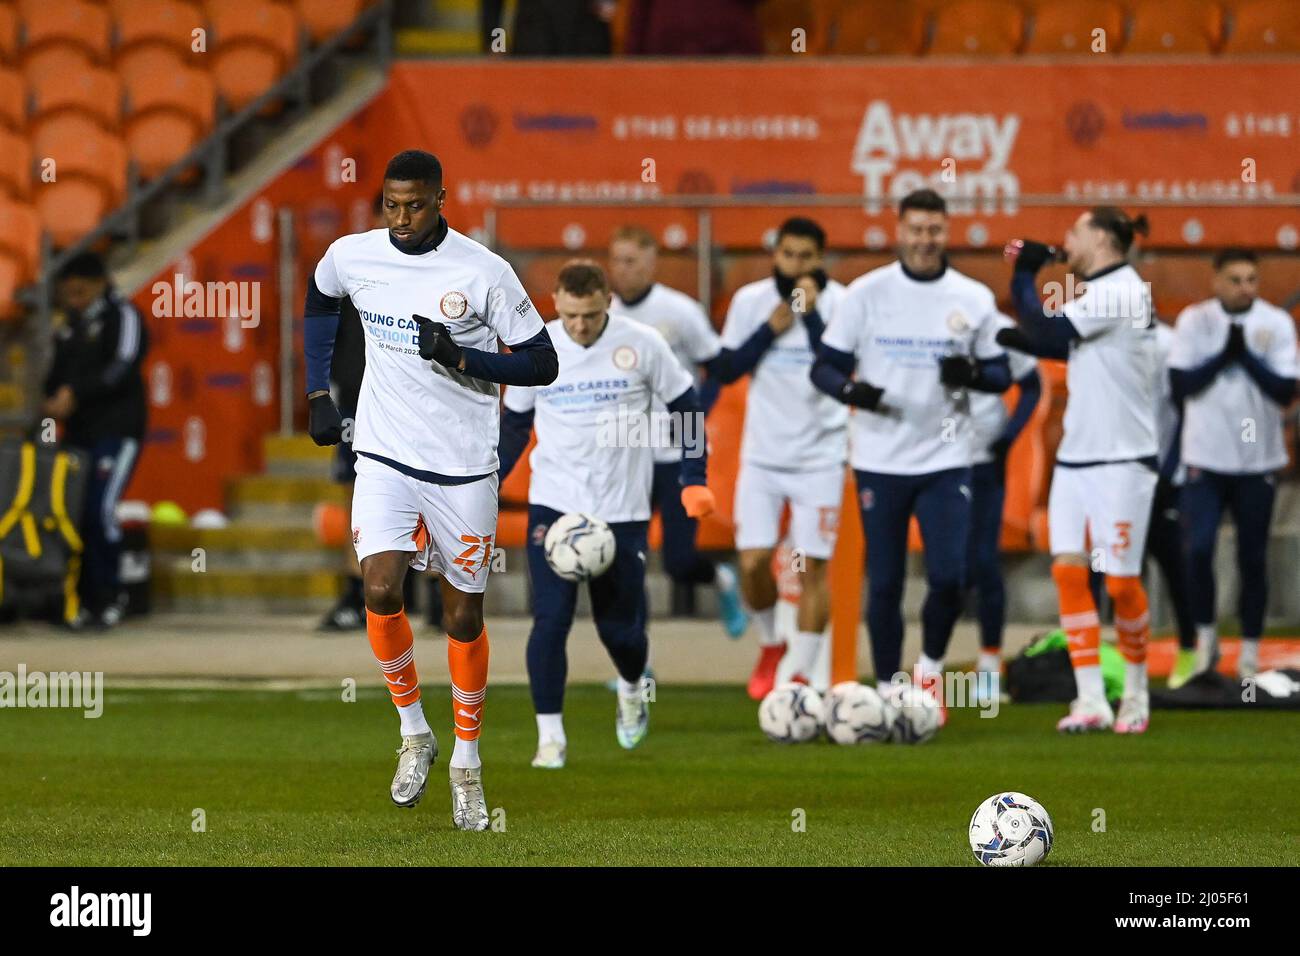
<box><xmin>613</xmin><ymin>345</ymin><xmax>638</xmax><ymax>370</ymax></box>
<box><xmin>440</xmin><ymin>290</ymin><xmax>468</xmax><ymax>320</ymax></box>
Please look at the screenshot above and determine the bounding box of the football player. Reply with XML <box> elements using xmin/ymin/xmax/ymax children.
<box><xmin>1168</xmin><ymin>249</ymin><xmax>1297</xmax><ymax>681</ymax></box>
<box><xmin>608</xmin><ymin>225</ymin><xmax>746</xmax><ymax>637</ymax></box>
<box><xmin>303</xmin><ymin>150</ymin><xmax>558</xmax><ymax>829</ymax></box>
<box><xmin>498</xmin><ymin>261</ymin><xmax>715</xmax><ymax>768</ymax></box>
<box><xmin>721</xmin><ymin>217</ymin><xmax>849</xmax><ymax>699</ymax></box>
<box><xmin>1000</xmin><ymin>207</ymin><xmax>1158</xmax><ymax>733</ymax></box>
<box><xmin>813</xmin><ymin>189</ymin><xmax>1009</xmax><ymax>722</ymax></box>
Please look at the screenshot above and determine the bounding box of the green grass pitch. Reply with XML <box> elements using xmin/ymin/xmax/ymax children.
<box><xmin>2</xmin><ymin>684</ymin><xmax>1296</xmax><ymax>866</ymax></box>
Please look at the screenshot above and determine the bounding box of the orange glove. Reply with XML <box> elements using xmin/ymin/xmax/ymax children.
<box><xmin>680</xmin><ymin>485</ymin><xmax>715</xmax><ymax>519</ymax></box>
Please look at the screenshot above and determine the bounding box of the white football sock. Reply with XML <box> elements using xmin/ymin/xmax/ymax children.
<box><xmin>617</xmin><ymin>675</ymin><xmax>642</xmax><ymax>699</ymax></box>
<box><xmin>1074</xmin><ymin>664</ymin><xmax>1106</xmax><ymax>703</ymax></box>
<box><xmin>397</xmin><ymin>698</ymin><xmax>431</xmax><ymax>737</ymax></box>
<box><xmin>714</xmin><ymin>563</ymin><xmax>737</xmax><ymax>591</ymax></box>
<box><xmin>977</xmin><ymin>650</ymin><xmax>1001</xmax><ymax>674</ymax></box>
<box><xmin>916</xmin><ymin>653</ymin><xmax>944</xmax><ymax>678</ymax></box>
<box><xmin>1238</xmin><ymin>637</ymin><xmax>1260</xmax><ymax>676</ymax></box>
<box><xmin>1123</xmin><ymin>661</ymin><xmax>1148</xmax><ymax>699</ymax></box>
<box><xmin>536</xmin><ymin>712</ymin><xmax>566</xmax><ymax>746</ymax></box>
<box><xmin>450</xmin><ymin>736</ymin><xmax>480</xmax><ymax>769</ymax></box>
<box><xmin>1195</xmin><ymin>624</ymin><xmax>1218</xmax><ymax>670</ymax></box>
<box><xmin>787</xmin><ymin>630</ymin><xmax>823</xmax><ymax>677</ymax></box>
<box><xmin>754</xmin><ymin>606</ymin><xmax>782</xmax><ymax>646</ymax></box>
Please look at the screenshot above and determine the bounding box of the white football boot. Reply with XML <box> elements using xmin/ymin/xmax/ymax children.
<box><xmin>1113</xmin><ymin>693</ymin><xmax>1150</xmax><ymax>735</ymax></box>
<box><xmin>531</xmin><ymin>740</ymin><xmax>567</xmax><ymax>769</ymax></box>
<box><xmin>449</xmin><ymin>766</ymin><xmax>490</xmax><ymax>831</ymax></box>
<box><xmin>616</xmin><ymin>680</ymin><xmax>649</xmax><ymax>750</ymax></box>
<box><xmin>1056</xmin><ymin>696</ymin><xmax>1114</xmax><ymax>733</ymax></box>
<box><xmin>391</xmin><ymin>732</ymin><xmax>437</xmax><ymax>808</ymax></box>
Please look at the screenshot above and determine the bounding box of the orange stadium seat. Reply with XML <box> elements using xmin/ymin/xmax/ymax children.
<box><xmin>21</xmin><ymin>0</ymin><xmax>112</xmax><ymax>63</ymax></box>
<box><xmin>757</xmin><ymin>0</ymin><xmax>817</xmax><ymax>55</ymax></box>
<box><xmin>1025</xmin><ymin>0</ymin><xmax>1125</xmax><ymax>54</ymax></box>
<box><xmin>209</xmin><ymin>1</ymin><xmax>298</xmax><ymax>111</ymax></box>
<box><xmin>0</xmin><ymin>6</ymin><xmax>18</xmax><ymax>62</ymax></box>
<box><xmin>115</xmin><ymin>0</ymin><xmax>206</xmax><ymax>58</ymax></box>
<box><xmin>32</xmin><ymin>114</ymin><xmax>128</xmax><ymax>207</ymax></box>
<box><xmin>1224</xmin><ymin>0</ymin><xmax>1300</xmax><ymax>53</ymax></box>
<box><xmin>116</xmin><ymin>45</ymin><xmax>190</xmax><ymax>87</ymax></box>
<box><xmin>822</xmin><ymin>0</ymin><xmax>928</xmax><ymax>55</ymax></box>
<box><xmin>21</xmin><ymin>45</ymin><xmax>96</xmax><ymax>88</ymax></box>
<box><xmin>0</xmin><ymin>198</ymin><xmax>42</xmax><ymax>283</ymax></box>
<box><xmin>293</xmin><ymin>0</ymin><xmax>365</xmax><ymax>45</ymax></box>
<box><xmin>30</xmin><ymin>66</ymin><xmax>123</xmax><ymax>134</ymax></box>
<box><xmin>0</xmin><ymin>128</ymin><xmax>32</xmax><ymax>199</ymax></box>
<box><xmin>1126</xmin><ymin>0</ymin><xmax>1224</xmax><ymax>53</ymax></box>
<box><xmin>930</xmin><ymin>0</ymin><xmax>1026</xmax><ymax>55</ymax></box>
<box><xmin>124</xmin><ymin>65</ymin><xmax>215</xmax><ymax>179</ymax></box>
<box><xmin>34</xmin><ymin>178</ymin><xmax>112</xmax><ymax>249</ymax></box>
<box><xmin>0</xmin><ymin>69</ymin><xmax>25</xmax><ymax>132</ymax></box>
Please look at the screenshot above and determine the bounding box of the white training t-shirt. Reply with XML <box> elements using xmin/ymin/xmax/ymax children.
<box><xmin>614</xmin><ymin>282</ymin><xmax>721</xmax><ymax>465</ymax></box>
<box><xmin>970</xmin><ymin>314</ymin><xmax>1039</xmax><ymax>466</ymax></box>
<box><xmin>1058</xmin><ymin>263</ymin><xmax>1159</xmax><ymax>465</ymax></box>
<box><xmin>504</xmin><ymin>314</ymin><xmax>694</xmax><ymax>523</ymax></box>
<box><xmin>314</xmin><ymin>226</ymin><xmax>544</xmax><ymax>477</ymax></box>
<box><xmin>821</xmin><ymin>261</ymin><xmax>1003</xmax><ymax>475</ymax></box>
<box><xmin>720</xmin><ymin>276</ymin><xmax>848</xmax><ymax>472</ymax></box>
<box><xmin>1168</xmin><ymin>296</ymin><xmax>1298</xmax><ymax>474</ymax></box>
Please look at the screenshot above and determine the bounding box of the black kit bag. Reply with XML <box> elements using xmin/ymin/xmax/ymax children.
<box><xmin>0</xmin><ymin>440</ymin><xmax>89</xmax><ymax>623</ymax></box>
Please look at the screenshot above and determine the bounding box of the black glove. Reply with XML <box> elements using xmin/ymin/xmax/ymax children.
<box><xmin>939</xmin><ymin>355</ymin><xmax>977</xmax><ymax>387</ymax></box>
<box><xmin>308</xmin><ymin>394</ymin><xmax>343</xmax><ymax>446</ymax></box>
<box><xmin>841</xmin><ymin>380</ymin><xmax>884</xmax><ymax>410</ymax></box>
<box><xmin>1225</xmin><ymin>323</ymin><xmax>1246</xmax><ymax>359</ymax></box>
<box><xmin>414</xmin><ymin>315</ymin><xmax>464</xmax><ymax>368</ymax></box>
<box><xmin>1010</xmin><ymin>239</ymin><xmax>1058</xmax><ymax>273</ymax></box>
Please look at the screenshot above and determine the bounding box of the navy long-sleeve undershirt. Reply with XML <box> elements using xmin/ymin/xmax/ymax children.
<box><xmin>497</xmin><ymin>407</ymin><xmax>534</xmax><ymax>481</ymax></box>
<box><xmin>1000</xmin><ymin>368</ymin><xmax>1042</xmax><ymax>446</ymax></box>
<box><xmin>460</xmin><ymin>327</ymin><xmax>559</xmax><ymax>387</ymax></box>
<box><xmin>1240</xmin><ymin>348</ymin><xmax>1297</xmax><ymax>406</ymax></box>
<box><xmin>810</xmin><ymin>343</ymin><xmax>857</xmax><ymax>402</ymax></box>
<box><xmin>1011</xmin><ymin>270</ymin><xmax>1079</xmax><ymax>355</ymax></box>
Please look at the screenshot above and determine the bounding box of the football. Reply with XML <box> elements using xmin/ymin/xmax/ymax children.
<box><xmin>886</xmin><ymin>684</ymin><xmax>941</xmax><ymax>745</ymax></box>
<box><xmin>759</xmin><ymin>683</ymin><xmax>825</xmax><ymax>743</ymax></box>
<box><xmin>824</xmin><ymin>681</ymin><xmax>895</xmax><ymax>745</ymax></box>
<box><xmin>543</xmin><ymin>512</ymin><xmax>616</xmax><ymax>582</ymax></box>
<box><xmin>968</xmin><ymin>792</ymin><xmax>1055</xmax><ymax>867</ymax></box>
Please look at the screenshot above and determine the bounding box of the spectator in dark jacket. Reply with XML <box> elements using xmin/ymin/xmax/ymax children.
<box><xmin>42</xmin><ymin>252</ymin><xmax>148</xmax><ymax>629</ymax></box>
<box><xmin>626</xmin><ymin>0</ymin><xmax>764</xmax><ymax>56</ymax></box>
<box><xmin>484</xmin><ymin>0</ymin><xmax>614</xmax><ymax>56</ymax></box>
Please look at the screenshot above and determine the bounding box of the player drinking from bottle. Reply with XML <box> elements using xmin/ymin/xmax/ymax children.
<box><xmin>1000</xmin><ymin>207</ymin><xmax>1158</xmax><ymax>734</ymax></box>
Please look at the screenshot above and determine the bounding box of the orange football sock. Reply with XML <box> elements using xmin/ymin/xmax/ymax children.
<box><xmin>448</xmin><ymin>626</ymin><xmax>489</xmax><ymax>741</ymax></box>
<box><xmin>1051</xmin><ymin>562</ymin><xmax>1100</xmax><ymax>669</ymax></box>
<box><xmin>367</xmin><ymin>608</ymin><xmax>420</xmax><ymax>707</ymax></box>
<box><xmin>1107</xmin><ymin>575</ymin><xmax>1150</xmax><ymax>665</ymax></box>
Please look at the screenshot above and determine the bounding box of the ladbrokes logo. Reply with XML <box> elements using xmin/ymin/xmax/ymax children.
<box><xmin>851</xmin><ymin>100</ymin><xmax>1020</xmax><ymax>215</ymax></box>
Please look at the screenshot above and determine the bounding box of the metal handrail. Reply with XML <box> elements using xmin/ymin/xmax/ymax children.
<box><xmin>27</xmin><ymin>0</ymin><xmax>395</xmax><ymax>319</ymax></box>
